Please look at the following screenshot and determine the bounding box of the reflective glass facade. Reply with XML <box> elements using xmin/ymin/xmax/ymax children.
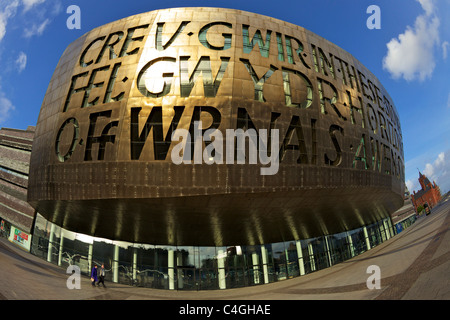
<box><xmin>31</xmin><ymin>213</ymin><xmax>395</xmax><ymax>290</ymax></box>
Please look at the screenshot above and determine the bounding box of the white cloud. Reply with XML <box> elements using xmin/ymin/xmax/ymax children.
<box><xmin>15</xmin><ymin>51</ymin><xmax>27</xmax><ymax>72</ymax></box>
<box><xmin>382</xmin><ymin>0</ymin><xmax>441</xmax><ymax>81</ymax></box>
<box><xmin>22</xmin><ymin>0</ymin><xmax>46</xmax><ymax>12</ymax></box>
<box><xmin>1</xmin><ymin>0</ymin><xmax>56</xmax><ymax>42</ymax></box>
<box><xmin>407</xmin><ymin>150</ymin><xmax>450</xmax><ymax>194</ymax></box>
<box><xmin>443</xmin><ymin>41</ymin><xmax>449</xmax><ymax>59</ymax></box>
<box><xmin>0</xmin><ymin>90</ymin><xmax>15</xmax><ymax>124</ymax></box>
<box><xmin>0</xmin><ymin>0</ymin><xmax>20</xmax><ymax>42</ymax></box>
<box><xmin>23</xmin><ymin>18</ymin><xmax>49</xmax><ymax>38</ymax></box>
<box><xmin>418</xmin><ymin>0</ymin><xmax>434</xmax><ymax>16</ymax></box>
<box><xmin>50</xmin><ymin>0</ymin><xmax>62</xmax><ymax>15</ymax></box>
<box><xmin>405</xmin><ymin>179</ymin><xmax>416</xmax><ymax>193</ymax></box>
<box><xmin>421</xmin><ymin>151</ymin><xmax>450</xmax><ymax>193</ymax></box>
<box><xmin>423</xmin><ymin>162</ymin><xmax>435</xmax><ymax>177</ymax></box>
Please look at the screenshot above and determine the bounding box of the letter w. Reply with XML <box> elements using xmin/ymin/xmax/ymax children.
<box><xmin>179</xmin><ymin>56</ymin><xmax>230</xmax><ymax>97</ymax></box>
<box><xmin>242</xmin><ymin>24</ymin><xmax>272</xmax><ymax>58</ymax></box>
<box><xmin>130</xmin><ymin>106</ymin><xmax>184</xmax><ymax>160</ymax></box>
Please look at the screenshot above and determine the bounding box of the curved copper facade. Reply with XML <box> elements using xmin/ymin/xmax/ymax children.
<box><xmin>28</xmin><ymin>7</ymin><xmax>404</xmax><ymax>246</ymax></box>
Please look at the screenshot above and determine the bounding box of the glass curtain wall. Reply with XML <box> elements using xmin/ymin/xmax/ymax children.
<box><xmin>30</xmin><ymin>213</ymin><xmax>397</xmax><ymax>291</ymax></box>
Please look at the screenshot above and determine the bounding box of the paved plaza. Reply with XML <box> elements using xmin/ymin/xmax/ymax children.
<box><xmin>0</xmin><ymin>195</ymin><xmax>449</xmax><ymax>301</ymax></box>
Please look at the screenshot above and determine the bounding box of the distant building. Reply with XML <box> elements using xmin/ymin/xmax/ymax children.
<box><xmin>0</xmin><ymin>126</ymin><xmax>36</xmax><ymax>250</ymax></box>
<box><xmin>411</xmin><ymin>171</ymin><xmax>442</xmax><ymax>212</ymax></box>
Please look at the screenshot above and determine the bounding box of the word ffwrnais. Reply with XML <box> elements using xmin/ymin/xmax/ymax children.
<box><xmin>171</xmin><ymin>121</ymin><xmax>280</xmax><ymax>175</ymax></box>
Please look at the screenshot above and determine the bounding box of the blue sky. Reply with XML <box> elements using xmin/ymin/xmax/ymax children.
<box><xmin>0</xmin><ymin>0</ymin><xmax>449</xmax><ymax>194</ymax></box>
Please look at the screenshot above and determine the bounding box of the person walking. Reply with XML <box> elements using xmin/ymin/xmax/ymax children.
<box><xmin>91</xmin><ymin>264</ymin><xmax>98</xmax><ymax>287</ymax></box>
<box><xmin>97</xmin><ymin>264</ymin><xmax>106</xmax><ymax>288</ymax></box>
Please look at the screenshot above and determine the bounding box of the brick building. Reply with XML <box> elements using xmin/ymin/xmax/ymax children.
<box><xmin>411</xmin><ymin>171</ymin><xmax>442</xmax><ymax>213</ymax></box>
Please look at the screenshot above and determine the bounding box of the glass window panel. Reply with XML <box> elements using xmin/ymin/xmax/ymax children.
<box><xmin>30</xmin><ymin>214</ymin><xmax>49</xmax><ymax>259</ymax></box>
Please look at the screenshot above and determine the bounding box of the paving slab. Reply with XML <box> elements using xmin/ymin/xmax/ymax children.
<box><xmin>0</xmin><ymin>196</ymin><xmax>449</xmax><ymax>302</ymax></box>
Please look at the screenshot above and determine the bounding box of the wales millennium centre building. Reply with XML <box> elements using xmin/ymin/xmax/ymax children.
<box><xmin>23</xmin><ymin>7</ymin><xmax>404</xmax><ymax>290</ymax></box>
